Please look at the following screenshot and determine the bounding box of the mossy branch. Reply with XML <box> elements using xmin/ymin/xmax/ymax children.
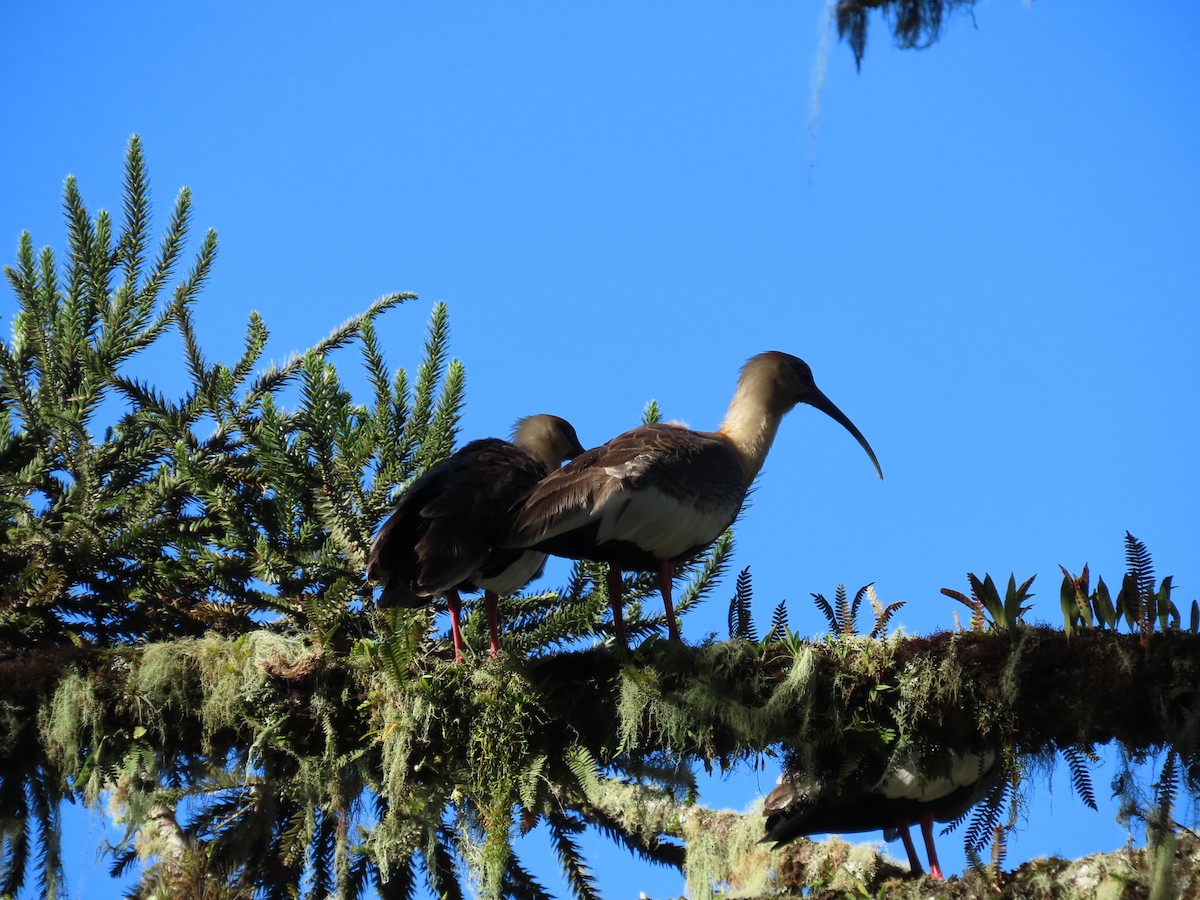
<box><xmin>3</xmin><ymin>628</ymin><xmax>1198</xmax><ymax>780</ymax></box>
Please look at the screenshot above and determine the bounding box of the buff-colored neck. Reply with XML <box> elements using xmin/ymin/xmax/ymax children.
<box><xmin>717</xmin><ymin>373</ymin><xmax>790</xmax><ymax>482</ymax></box>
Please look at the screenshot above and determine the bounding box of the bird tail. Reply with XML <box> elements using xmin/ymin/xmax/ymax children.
<box><xmin>760</xmin><ymin>811</ymin><xmax>811</xmax><ymax>849</ymax></box>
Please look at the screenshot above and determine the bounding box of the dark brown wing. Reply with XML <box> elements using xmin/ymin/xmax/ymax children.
<box><xmin>763</xmin><ymin>753</ymin><xmax>998</xmax><ymax>848</ymax></box>
<box><xmin>368</xmin><ymin>438</ymin><xmax>547</xmax><ymax>606</ymax></box>
<box><xmin>510</xmin><ymin>424</ymin><xmax>748</xmax><ymax>569</ymax></box>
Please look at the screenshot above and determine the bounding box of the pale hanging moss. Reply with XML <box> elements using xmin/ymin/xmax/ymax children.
<box><xmin>681</xmin><ymin>806</ymin><xmax>757</xmax><ymax>898</ymax></box>
<box><xmin>617</xmin><ymin>661</ymin><xmax>671</xmax><ymax>753</ymax></box>
<box><xmin>131</xmin><ymin>632</ymin><xmax>304</xmax><ymax>751</ymax></box>
<box><xmin>763</xmin><ymin>641</ymin><xmax>821</xmax><ymax>720</ymax></box>
<box><xmin>895</xmin><ymin>639</ymin><xmax>961</xmax><ymax>723</ymax></box>
<box><xmin>133</xmin><ymin>642</ymin><xmax>197</xmax><ymax>735</ymax></box>
<box><xmin>42</xmin><ymin>669</ymin><xmax>103</xmax><ymax>794</ymax></box>
<box><xmin>617</xmin><ymin>642</ymin><xmax>794</xmax><ymax>762</ymax></box>
<box><xmin>461</xmin><ymin>662</ymin><xmax>542</xmax><ymax>897</ymax></box>
<box><xmin>998</xmin><ymin>628</ymin><xmax>1032</xmax><ymax>712</ymax></box>
<box><xmin>763</xmin><ymin>643</ymin><xmax>823</xmax><ymax>777</ymax></box>
<box><xmin>363</xmin><ymin>649</ymin><xmax>445</xmax><ymax>880</ymax></box>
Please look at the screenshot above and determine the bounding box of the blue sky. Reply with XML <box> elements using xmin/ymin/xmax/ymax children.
<box><xmin>3</xmin><ymin>1</ymin><xmax>1198</xmax><ymax>896</ymax></box>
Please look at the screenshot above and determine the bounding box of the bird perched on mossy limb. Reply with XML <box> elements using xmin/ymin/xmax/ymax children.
<box><xmin>367</xmin><ymin>414</ymin><xmax>585</xmax><ymax>661</ymax></box>
<box><xmin>762</xmin><ymin>751</ymin><xmax>998</xmax><ymax>880</ymax></box>
<box><xmin>510</xmin><ymin>352</ymin><xmax>882</xmax><ymax>650</ymax></box>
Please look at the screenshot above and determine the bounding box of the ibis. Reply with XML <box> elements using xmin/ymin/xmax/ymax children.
<box><xmin>367</xmin><ymin>414</ymin><xmax>585</xmax><ymax>661</ymax></box>
<box><xmin>762</xmin><ymin>751</ymin><xmax>998</xmax><ymax>880</ymax></box>
<box><xmin>510</xmin><ymin>352</ymin><xmax>882</xmax><ymax>649</ymax></box>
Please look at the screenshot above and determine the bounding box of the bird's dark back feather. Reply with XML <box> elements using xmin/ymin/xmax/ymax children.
<box><xmin>762</xmin><ymin>755</ymin><xmax>999</xmax><ymax>849</ymax></box>
<box><xmin>511</xmin><ymin>424</ymin><xmax>747</xmax><ymax>569</ymax></box>
<box><xmin>368</xmin><ymin>438</ymin><xmax>549</xmax><ymax>606</ymax></box>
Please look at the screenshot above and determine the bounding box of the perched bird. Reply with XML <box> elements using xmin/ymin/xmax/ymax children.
<box><xmin>367</xmin><ymin>414</ymin><xmax>585</xmax><ymax>661</ymax></box>
<box><xmin>510</xmin><ymin>352</ymin><xmax>882</xmax><ymax>649</ymax></box>
<box><xmin>762</xmin><ymin>751</ymin><xmax>999</xmax><ymax>880</ymax></box>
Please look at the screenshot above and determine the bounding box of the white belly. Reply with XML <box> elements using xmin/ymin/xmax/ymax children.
<box><xmin>476</xmin><ymin>550</ymin><xmax>547</xmax><ymax>595</ymax></box>
<box><xmin>597</xmin><ymin>486</ymin><xmax>735</xmax><ymax>558</ymax></box>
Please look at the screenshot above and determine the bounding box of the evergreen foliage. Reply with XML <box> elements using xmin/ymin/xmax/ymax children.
<box><xmin>2</xmin><ymin>141</ymin><xmax>1198</xmax><ymax>898</ymax></box>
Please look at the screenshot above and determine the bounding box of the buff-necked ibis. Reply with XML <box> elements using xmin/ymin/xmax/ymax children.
<box><xmin>367</xmin><ymin>414</ymin><xmax>585</xmax><ymax>660</ymax></box>
<box><xmin>762</xmin><ymin>751</ymin><xmax>998</xmax><ymax>880</ymax></box>
<box><xmin>510</xmin><ymin>352</ymin><xmax>881</xmax><ymax>649</ymax></box>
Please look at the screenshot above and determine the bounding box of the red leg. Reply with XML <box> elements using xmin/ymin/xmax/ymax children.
<box><xmin>446</xmin><ymin>590</ymin><xmax>465</xmax><ymax>663</ymax></box>
<box><xmin>896</xmin><ymin>822</ymin><xmax>924</xmax><ymax>876</ymax></box>
<box><xmin>919</xmin><ymin>810</ymin><xmax>944</xmax><ymax>880</ymax></box>
<box><xmin>656</xmin><ymin>562</ymin><xmax>680</xmax><ymax>641</ymax></box>
<box><xmin>606</xmin><ymin>567</ymin><xmax>628</xmax><ymax>650</ymax></box>
<box><xmin>485</xmin><ymin>590</ymin><xmax>500</xmax><ymax>658</ymax></box>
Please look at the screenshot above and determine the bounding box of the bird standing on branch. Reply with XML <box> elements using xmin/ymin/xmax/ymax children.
<box><xmin>762</xmin><ymin>751</ymin><xmax>999</xmax><ymax>880</ymax></box>
<box><xmin>368</xmin><ymin>414</ymin><xmax>585</xmax><ymax>661</ymax></box>
<box><xmin>510</xmin><ymin>352</ymin><xmax>882</xmax><ymax>649</ymax></box>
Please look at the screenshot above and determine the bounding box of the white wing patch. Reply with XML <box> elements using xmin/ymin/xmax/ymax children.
<box><xmin>882</xmin><ymin>751</ymin><xmax>995</xmax><ymax>802</ymax></box>
<box><xmin>601</xmin><ymin>452</ymin><xmax>654</xmax><ymax>480</ymax></box>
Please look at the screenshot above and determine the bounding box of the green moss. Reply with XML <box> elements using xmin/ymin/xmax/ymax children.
<box><xmin>41</xmin><ymin>670</ymin><xmax>100</xmax><ymax>772</ymax></box>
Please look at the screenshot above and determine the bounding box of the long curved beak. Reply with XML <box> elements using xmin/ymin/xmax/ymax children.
<box><xmin>808</xmin><ymin>389</ymin><xmax>884</xmax><ymax>480</ymax></box>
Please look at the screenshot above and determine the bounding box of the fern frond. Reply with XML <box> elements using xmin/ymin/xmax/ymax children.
<box><xmin>941</xmin><ymin>582</ymin><xmax>987</xmax><ymax>632</ymax></box>
<box><xmin>869</xmin><ymin>600</ymin><xmax>905</xmax><ymax>640</ymax></box>
<box><xmin>811</xmin><ymin>591</ymin><xmax>838</xmax><ymax>633</ymax></box>
<box><xmin>1125</xmin><ymin>531</ymin><xmax>1156</xmax><ymax>599</ymax></box>
<box><xmin>565</xmin><ymin>746</ymin><xmax>602</xmax><ymax>804</ymax></box>
<box><xmin>848</xmin><ymin>583</ymin><xmax>872</xmax><ymax>635</ymax></box>
<box><xmin>834</xmin><ymin>584</ymin><xmax>853</xmax><ymax>636</ymax></box>
<box><xmin>768</xmin><ymin>598</ymin><xmax>789</xmax><ymax>642</ymax></box>
<box><xmin>1153</xmin><ymin>752</ymin><xmax>1179</xmax><ymax>837</ymax></box>
<box><xmin>1062</xmin><ymin>746</ymin><xmax>1098</xmax><ymax>811</ymax></box>
<box><xmin>727</xmin><ymin>566</ymin><xmax>755</xmax><ymax>641</ymax></box>
<box><xmin>963</xmin><ymin>774</ymin><xmax>1012</xmax><ymax>861</ymax></box>
<box><xmin>990</xmin><ymin>824</ymin><xmax>1007</xmax><ymax>874</ymax></box>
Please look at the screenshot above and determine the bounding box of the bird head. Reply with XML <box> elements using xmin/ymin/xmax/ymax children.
<box><xmin>744</xmin><ymin>351</ymin><xmax>884</xmax><ymax>480</ymax></box>
<box><xmin>511</xmin><ymin>414</ymin><xmax>587</xmax><ymax>469</ymax></box>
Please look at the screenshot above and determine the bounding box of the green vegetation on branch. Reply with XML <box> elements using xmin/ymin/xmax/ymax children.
<box><xmin>1</xmin><ymin>140</ymin><xmax>1197</xmax><ymax>899</ymax></box>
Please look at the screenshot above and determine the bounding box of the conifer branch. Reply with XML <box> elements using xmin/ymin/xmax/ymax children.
<box><xmin>5</xmin><ymin>140</ymin><xmax>1199</xmax><ymax>899</ymax></box>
